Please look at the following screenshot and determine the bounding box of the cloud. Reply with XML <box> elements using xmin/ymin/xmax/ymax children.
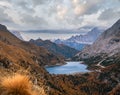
<box><xmin>0</xmin><ymin>5</ymin><xmax>23</xmax><ymax>30</ymax></box>
<box><xmin>80</xmin><ymin>11</ymin><xmax>103</xmax><ymax>27</ymax></box>
<box><xmin>16</xmin><ymin>1</ymin><xmax>35</xmax><ymax>14</ymax></box>
<box><xmin>0</xmin><ymin>1</ymin><xmax>12</xmax><ymax>8</ymax></box>
<box><xmin>32</xmin><ymin>0</ymin><xmax>50</xmax><ymax>6</ymax></box>
<box><xmin>98</xmin><ymin>8</ymin><xmax>120</xmax><ymax>21</ymax></box>
<box><xmin>71</xmin><ymin>0</ymin><xmax>103</xmax><ymax>16</ymax></box>
<box><xmin>0</xmin><ymin>0</ymin><xmax>119</xmax><ymax>30</ymax></box>
<box><xmin>21</xmin><ymin>14</ymin><xmax>48</xmax><ymax>29</ymax></box>
<box><xmin>0</xmin><ymin>7</ymin><xmax>11</xmax><ymax>23</ymax></box>
<box><xmin>57</xmin><ymin>5</ymin><xmax>68</xmax><ymax>19</ymax></box>
<box><xmin>74</xmin><ymin>5</ymin><xmax>85</xmax><ymax>15</ymax></box>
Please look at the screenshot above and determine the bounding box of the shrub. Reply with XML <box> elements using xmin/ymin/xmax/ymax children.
<box><xmin>0</xmin><ymin>74</ymin><xmax>36</xmax><ymax>95</ymax></box>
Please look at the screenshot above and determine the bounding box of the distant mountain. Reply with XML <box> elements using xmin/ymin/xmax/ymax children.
<box><xmin>0</xmin><ymin>24</ymin><xmax>8</xmax><ymax>32</ymax></box>
<box><xmin>10</xmin><ymin>31</ymin><xmax>24</xmax><ymax>40</ymax></box>
<box><xmin>54</xmin><ymin>27</ymin><xmax>104</xmax><ymax>50</ymax></box>
<box><xmin>29</xmin><ymin>39</ymin><xmax>79</xmax><ymax>58</ymax></box>
<box><xmin>67</xmin><ymin>27</ymin><xmax>104</xmax><ymax>44</ymax></box>
<box><xmin>74</xmin><ymin>19</ymin><xmax>120</xmax><ymax>65</ymax></box>
<box><xmin>72</xmin><ymin>20</ymin><xmax>120</xmax><ymax>94</ymax></box>
<box><xmin>0</xmin><ymin>24</ymin><xmax>64</xmax><ymax>66</ymax></box>
<box><xmin>55</xmin><ymin>39</ymin><xmax>87</xmax><ymax>51</ymax></box>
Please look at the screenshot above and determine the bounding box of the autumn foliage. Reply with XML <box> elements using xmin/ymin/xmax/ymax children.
<box><xmin>0</xmin><ymin>74</ymin><xmax>37</xmax><ymax>95</ymax></box>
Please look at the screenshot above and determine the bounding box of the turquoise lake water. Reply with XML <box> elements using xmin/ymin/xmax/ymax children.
<box><xmin>45</xmin><ymin>61</ymin><xmax>89</xmax><ymax>74</ymax></box>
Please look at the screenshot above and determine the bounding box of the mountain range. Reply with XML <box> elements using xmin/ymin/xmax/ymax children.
<box><xmin>0</xmin><ymin>24</ymin><xmax>64</xmax><ymax>67</ymax></box>
<box><xmin>10</xmin><ymin>31</ymin><xmax>24</xmax><ymax>40</ymax></box>
<box><xmin>29</xmin><ymin>39</ymin><xmax>79</xmax><ymax>58</ymax></box>
<box><xmin>9</xmin><ymin>30</ymin><xmax>79</xmax><ymax>59</ymax></box>
<box><xmin>54</xmin><ymin>27</ymin><xmax>104</xmax><ymax>50</ymax></box>
<box><xmin>74</xmin><ymin>19</ymin><xmax>120</xmax><ymax>60</ymax></box>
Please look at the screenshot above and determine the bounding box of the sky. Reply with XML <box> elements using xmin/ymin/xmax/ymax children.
<box><xmin>0</xmin><ymin>0</ymin><xmax>120</xmax><ymax>30</ymax></box>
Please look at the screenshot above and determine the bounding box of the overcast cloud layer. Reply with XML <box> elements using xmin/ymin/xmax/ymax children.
<box><xmin>0</xmin><ymin>0</ymin><xmax>120</xmax><ymax>30</ymax></box>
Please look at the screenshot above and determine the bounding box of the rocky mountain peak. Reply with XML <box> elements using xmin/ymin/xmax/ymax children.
<box><xmin>75</xmin><ymin>19</ymin><xmax>120</xmax><ymax>60</ymax></box>
<box><xmin>0</xmin><ymin>24</ymin><xmax>8</xmax><ymax>31</ymax></box>
<box><xmin>102</xmin><ymin>19</ymin><xmax>120</xmax><ymax>39</ymax></box>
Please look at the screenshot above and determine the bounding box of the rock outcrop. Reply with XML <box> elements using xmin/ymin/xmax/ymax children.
<box><xmin>75</xmin><ymin>19</ymin><xmax>120</xmax><ymax>60</ymax></box>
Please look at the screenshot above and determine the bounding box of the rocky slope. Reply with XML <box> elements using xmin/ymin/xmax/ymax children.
<box><xmin>54</xmin><ymin>27</ymin><xmax>104</xmax><ymax>50</ymax></box>
<box><xmin>0</xmin><ymin>24</ymin><xmax>69</xmax><ymax>94</ymax></box>
<box><xmin>0</xmin><ymin>24</ymin><xmax>49</xmax><ymax>95</ymax></box>
<box><xmin>71</xmin><ymin>19</ymin><xmax>120</xmax><ymax>95</ymax></box>
<box><xmin>74</xmin><ymin>19</ymin><xmax>120</xmax><ymax>60</ymax></box>
<box><xmin>29</xmin><ymin>39</ymin><xmax>79</xmax><ymax>58</ymax></box>
<box><xmin>0</xmin><ymin>24</ymin><xmax>64</xmax><ymax>66</ymax></box>
<box><xmin>10</xmin><ymin>31</ymin><xmax>24</xmax><ymax>40</ymax></box>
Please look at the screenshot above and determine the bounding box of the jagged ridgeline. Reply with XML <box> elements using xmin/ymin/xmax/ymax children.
<box><xmin>29</xmin><ymin>39</ymin><xmax>79</xmax><ymax>58</ymax></box>
<box><xmin>74</xmin><ymin>19</ymin><xmax>120</xmax><ymax>63</ymax></box>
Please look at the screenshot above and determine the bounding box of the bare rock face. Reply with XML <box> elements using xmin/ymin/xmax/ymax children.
<box><xmin>75</xmin><ymin>19</ymin><xmax>120</xmax><ymax>60</ymax></box>
<box><xmin>10</xmin><ymin>31</ymin><xmax>24</xmax><ymax>40</ymax></box>
<box><xmin>0</xmin><ymin>24</ymin><xmax>8</xmax><ymax>31</ymax></box>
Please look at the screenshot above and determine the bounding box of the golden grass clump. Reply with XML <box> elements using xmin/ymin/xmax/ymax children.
<box><xmin>0</xmin><ymin>74</ymin><xmax>36</xmax><ymax>95</ymax></box>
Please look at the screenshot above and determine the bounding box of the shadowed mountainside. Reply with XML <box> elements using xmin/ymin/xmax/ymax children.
<box><xmin>29</xmin><ymin>39</ymin><xmax>79</xmax><ymax>58</ymax></box>
<box><xmin>54</xmin><ymin>27</ymin><xmax>104</xmax><ymax>50</ymax></box>
<box><xmin>0</xmin><ymin>25</ymin><xmax>64</xmax><ymax>66</ymax></box>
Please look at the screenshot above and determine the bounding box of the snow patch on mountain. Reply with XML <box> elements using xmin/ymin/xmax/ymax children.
<box><xmin>10</xmin><ymin>31</ymin><xmax>24</xmax><ymax>40</ymax></box>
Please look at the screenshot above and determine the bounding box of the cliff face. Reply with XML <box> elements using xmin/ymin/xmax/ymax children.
<box><xmin>75</xmin><ymin>19</ymin><xmax>120</xmax><ymax>60</ymax></box>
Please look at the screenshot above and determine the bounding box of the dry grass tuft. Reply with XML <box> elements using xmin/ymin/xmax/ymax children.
<box><xmin>0</xmin><ymin>74</ymin><xmax>35</xmax><ymax>95</ymax></box>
